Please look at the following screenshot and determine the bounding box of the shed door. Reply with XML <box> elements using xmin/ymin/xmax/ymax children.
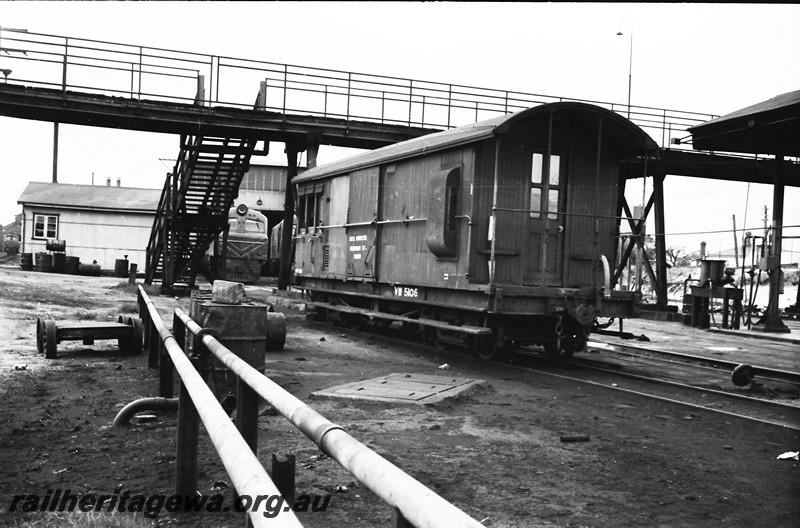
<box><xmin>346</xmin><ymin>167</ymin><xmax>380</xmax><ymax>279</ymax></box>
<box><xmin>524</xmin><ymin>150</ymin><xmax>566</xmax><ymax>286</ymax></box>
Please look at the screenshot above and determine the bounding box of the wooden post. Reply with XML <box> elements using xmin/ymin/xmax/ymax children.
<box><xmin>159</xmin><ymin>340</ymin><xmax>174</xmax><ymax>398</ymax></box>
<box><xmin>176</xmin><ymin>381</ymin><xmax>199</xmax><ymax>496</ymax></box>
<box><xmin>392</xmin><ymin>507</ymin><xmax>413</xmax><ymax>528</ymax></box>
<box><xmin>147</xmin><ymin>313</ymin><xmax>160</xmax><ymax>370</ymax></box>
<box><xmin>278</xmin><ymin>145</ymin><xmax>299</xmax><ymax>290</ymax></box>
<box><xmin>236</xmin><ymin>377</ymin><xmax>259</xmax><ymax>453</ymax></box>
<box><xmin>271</xmin><ymin>454</ymin><xmax>296</xmax><ymax>506</ymax></box>
<box><xmin>127</xmin><ymin>263</ymin><xmax>137</xmax><ymax>285</ymax></box>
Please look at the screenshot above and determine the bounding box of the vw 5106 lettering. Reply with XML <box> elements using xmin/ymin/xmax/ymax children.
<box><xmin>393</xmin><ymin>286</ymin><xmax>419</xmax><ymax>298</ymax></box>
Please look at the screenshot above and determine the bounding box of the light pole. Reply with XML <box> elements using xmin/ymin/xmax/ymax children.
<box><xmin>616</xmin><ymin>18</ymin><xmax>633</xmax><ymax>118</ymax></box>
<box><xmin>618</xmin><ymin>17</ymin><xmax>640</xmax><ymax>291</ymax></box>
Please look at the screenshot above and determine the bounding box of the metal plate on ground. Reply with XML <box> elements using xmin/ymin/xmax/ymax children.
<box><xmin>312</xmin><ymin>373</ymin><xmax>486</xmax><ymax>404</ymax></box>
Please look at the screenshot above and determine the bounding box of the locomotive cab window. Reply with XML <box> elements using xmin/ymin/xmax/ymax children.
<box><xmin>530</xmin><ymin>152</ymin><xmax>562</xmax><ymax>220</ymax></box>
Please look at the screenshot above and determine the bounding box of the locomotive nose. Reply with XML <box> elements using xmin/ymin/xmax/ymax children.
<box><xmin>236</xmin><ymin>203</ymin><xmax>249</xmax><ymax>216</ymax></box>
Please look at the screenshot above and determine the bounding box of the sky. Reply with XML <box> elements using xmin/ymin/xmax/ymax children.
<box><xmin>1</xmin><ymin>1</ymin><xmax>799</xmax><ymax>262</ymax></box>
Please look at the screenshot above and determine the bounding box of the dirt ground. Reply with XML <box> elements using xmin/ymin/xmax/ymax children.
<box><xmin>0</xmin><ymin>264</ymin><xmax>798</xmax><ymax>528</ymax></box>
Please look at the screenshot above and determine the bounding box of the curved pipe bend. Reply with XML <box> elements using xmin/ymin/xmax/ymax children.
<box><xmin>113</xmin><ymin>397</ymin><xmax>179</xmax><ymax>427</ymax></box>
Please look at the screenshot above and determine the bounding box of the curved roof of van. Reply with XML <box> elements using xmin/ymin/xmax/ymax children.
<box><xmin>295</xmin><ymin>102</ymin><xmax>658</xmax><ymax>183</ymax></box>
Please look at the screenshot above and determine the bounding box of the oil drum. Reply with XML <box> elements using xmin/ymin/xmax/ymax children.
<box><xmin>20</xmin><ymin>253</ymin><xmax>33</xmax><ymax>271</ymax></box>
<box><xmin>52</xmin><ymin>253</ymin><xmax>67</xmax><ymax>273</ymax></box>
<box><xmin>79</xmin><ymin>263</ymin><xmax>102</xmax><ymax>276</ymax></box>
<box><xmin>46</xmin><ymin>239</ymin><xmax>66</xmax><ymax>252</ymax></box>
<box><xmin>64</xmin><ymin>256</ymin><xmax>80</xmax><ymax>275</ymax></box>
<box><xmin>35</xmin><ymin>253</ymin><xmax>52</xmax><ymax>272</ymax></box>
<box><xmin>114</xmin><ymin>259</ymin><xmax>129</xmax><ymax>278</ymax></box>
<box><xmin>198</xmin><ymin>301</ymin><xmax>268</xmax><ymax>401</ymax></box>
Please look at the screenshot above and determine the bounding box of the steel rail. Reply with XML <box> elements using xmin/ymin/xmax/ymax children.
<box><xmin>174</xmin><ymin>307</ymin><xmax>485</xmax><ymax>528</ymax></box>
<box><xmin>503</xmin><ymin>361</ymin><xmax>800</xmax><ymax>432</ymax></box>
<box><xmin>567</xmin><ymin>355</ymin><xmax>800</xmax><ymax>412</ymax></box>
<box><xmin>588</xmin><ymin>342</ymin><xmax>800</xmax><ymax>388</ymax></box>
<box><xmin>591</xmin><ymin>340</ymin><xmax>800</xmax><ymax>385</ymax></box>
<box><xmin>139</xmin><ymin>290</ymin><xmax>303</xmax><ymax>528</ymax></box>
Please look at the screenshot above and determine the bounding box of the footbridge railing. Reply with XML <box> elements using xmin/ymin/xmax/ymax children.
<box><xmin>1</xmin><ymin>28</ymin><xmax>716</xmax><ymax>148</ymax></box>
<box><xmin>134</xmin><ymin>285</ymin><xmax>484</xmax><ymax>528</ymax></box>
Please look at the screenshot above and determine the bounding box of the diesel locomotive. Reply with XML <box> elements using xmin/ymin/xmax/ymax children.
<box><xmin>291</xmin><ymin>102</ymin><xmax>658</xmax><ymax>359</ymax></box>
<box><xmin>216</xmin><ymin>204</ymin><xmax>269</xmax><ymax>284</ymax></box>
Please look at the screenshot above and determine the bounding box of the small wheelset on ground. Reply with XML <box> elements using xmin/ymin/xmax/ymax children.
<box><xmin>36</xmin><ymin>316</ymin><xmax>143</xmax><ymax>359</ymax></box>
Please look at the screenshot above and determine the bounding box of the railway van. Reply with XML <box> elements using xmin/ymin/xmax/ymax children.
<box><xmin>292</xmin><ymin>102</ymin><xmax>658</xmax><ymax>359</ymax></box>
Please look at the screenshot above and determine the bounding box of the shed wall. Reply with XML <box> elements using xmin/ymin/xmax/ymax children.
<box><xmin>22</xmin><ymin>206</ymin><xmax>153</xmax><ymax>271</ymax></box>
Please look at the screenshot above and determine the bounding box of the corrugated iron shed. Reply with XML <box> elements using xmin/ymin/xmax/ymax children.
<box><xmin>17</xmin><ymin>182</ymin><xmax>160</xmax><ymax>213</ymax></box>
<box><xmin>688</xmin><ymin>90</ymin><xmax>800</xmax><ymax>156</ymax></box>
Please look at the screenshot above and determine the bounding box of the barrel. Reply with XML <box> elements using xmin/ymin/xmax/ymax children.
<box><xmin>186</xmin><ymin>290</ymin><xmax>214</xmax><ymax>355</ymax></box>
<box><xmin>64</xmin><ymin>256</ymin><xmax>80</xmax><ymax>275</ymax></box>
<box><xmin>197</xmin><ymin>301</ymin><xmax>268</xmax><ymax>400</ymax></box>
<box><xmin>114</xmin><ymin>259</ymin><xmax>129</xmax><ymax>278</ymax></box>
<box><xmin>46</xmin><ymin>239</ymin><xmax>66</xmax><ymax>252</ymax></box>
<box><xmin>52</xmin><ymin>253</ymin><xmax>67</xmax><ymax>274</ymax></box>
<box><xmin>35</xmin><ymin>253</ymin><xmax>53</xmax><ymax>273</ymax></box>
<box><xmin>20</xmin><ymin>253</ymin><xmax>33</xmax><ymax>271</ymax></box>
<box><xmin>78</xmin><ymin>263</ymin><xmax>102</xmax><ymax>276</ymax></box>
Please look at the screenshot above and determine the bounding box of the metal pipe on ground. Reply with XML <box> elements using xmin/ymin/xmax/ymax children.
<box><xmin>113</xmin><ymin>397</ymin><xmax>178</xmax><ymax>427</ymax></box>
<box><xmin>138</xmin><ymin>287</ymin><xmax>303</xmax><ymax>528</ymax></box>
<box><xmin>175</xmin><ymin>307</ymin><xmax>485</xmax><ymax>528</ymax></box>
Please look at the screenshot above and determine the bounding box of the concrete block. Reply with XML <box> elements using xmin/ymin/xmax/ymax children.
<box><xmin>212</xmin><ymin>280</ymin><xmax>245</xmax><ymax>304</ymax></box>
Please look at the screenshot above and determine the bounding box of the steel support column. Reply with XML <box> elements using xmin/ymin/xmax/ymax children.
<box><xmin>278</xmin><ymin>145</ymin><xmax>299</xmax><ymax>290</ymax></box>
<box><xmin>652</xmin><ymin>172</ymin><xmax>669</xmax><ymax>307</ymax></box>
<box><xmin>755</xmin><ymin>154</ymin><xmax>789</xmax><ymax>333</ymax></box>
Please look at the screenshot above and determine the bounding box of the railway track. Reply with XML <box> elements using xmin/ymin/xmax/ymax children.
<box><xmin>587</xmin><ymin>339</ymin><xmax>800</xmax><ymax>386</ymax></box>
<box><xmin>297</xmin><ymin>306</ymin><xmax>800</xmax><ymax>431</ymax></box>
<box><xmin>501</xmin><ymin>344</ymin><xmax>800</xmax><ymax>432</ymax></box>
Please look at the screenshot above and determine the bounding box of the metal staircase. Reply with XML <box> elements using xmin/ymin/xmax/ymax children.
<box><xmin>145</xmin><ymin>134</ymin><xmax>265</xmax><ymax>292</ymax></box>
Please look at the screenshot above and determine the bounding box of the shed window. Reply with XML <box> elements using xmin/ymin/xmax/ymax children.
<box><xmin>33</xmin><ymin>214</ymin><xmax>59</xmax><ymax>240</ymax></box>
<box><xmin>530</xmin><ymin>153</ymin><xmax>561</xmax><ymax>220</ymax></box>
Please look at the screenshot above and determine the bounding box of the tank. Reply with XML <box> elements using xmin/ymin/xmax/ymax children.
<box><xmin>699</xmin><ymin>259</ymin><xmax>726</xmax><ymax>287</ymax></box>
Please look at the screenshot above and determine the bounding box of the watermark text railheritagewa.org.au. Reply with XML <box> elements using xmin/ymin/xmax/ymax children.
<box><xmin>7</xmin><ymin>488</ymin><xmax>331</xmax><ymax>518</ymax></box>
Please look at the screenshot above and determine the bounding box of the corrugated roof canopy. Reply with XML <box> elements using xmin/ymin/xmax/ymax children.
<box><xmin>688</xmin><ymin>90</ymin><xmax>800</xmax><ymax>156</ymax></box>
<box><xmin>17</xmin><ymin>182</ymin><xmax>160</xmax><ymax>213</ymax></box>
<box><xmin>295</xmin><ymin>102</ymin><xmax>657</xmax><ymax>182</ymax></box>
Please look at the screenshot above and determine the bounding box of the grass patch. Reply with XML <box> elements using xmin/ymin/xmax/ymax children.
<box><xmin>65</xmin><ymin>309</ymin><xmax>107</xmax><ymax>321</ymax></box>
<box><xmin>117</xmin><ymin>301</ymin><xmax>140</xmax><ymax>315</ymax></box>
<box><xmin>107</xmin><ymin>283</ymin><xmax>160</xmax><ymax>297</ymax></box>
<box><xmin>0</xmin><ymin>286</ymin><xmax>89</xmax><ymax>308</ymax></box>
<box><xmin>5</xmin><ymin>511</ymin><xmax>153</xmax><ymax>528</ymax></box>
